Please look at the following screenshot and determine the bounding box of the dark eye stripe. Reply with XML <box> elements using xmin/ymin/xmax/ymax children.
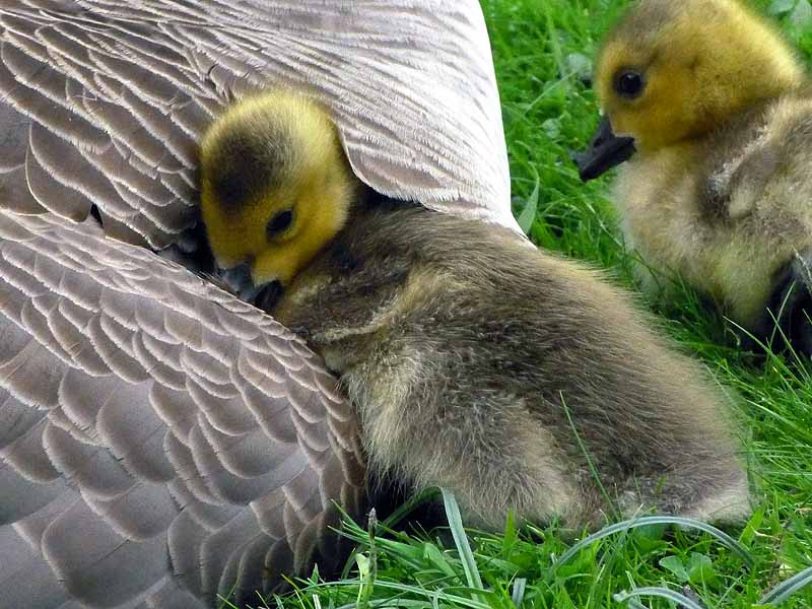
<box><xmin>266</xmin><ymin>209</ymin><xmax>294</xmax><ymax>238</ymax></box>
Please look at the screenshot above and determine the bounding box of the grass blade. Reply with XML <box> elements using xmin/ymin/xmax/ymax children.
<box><xmin>511</xmin><ymin>577</ymin><xmax>527</xmax><ymax>607</ymax></box>
<box><xmin>759</xmin><ymin>564</ymin><xmax>812</xmax><ymax>605</ymax></box>
<box><xmin>326</xmin><ymin>579</ymin><xmax>494</xmax><ymax>609</ymax></box>
<box><xmin>441</xmin><ymin>488</ymin><xmax>484</xmax><ymax>592</ymax></box>
<box><xmin>555</xmin><ymin>516</ymin><xmax>754</xmax><ymax>568</ymax></box>
<box><xmin>516</xmin><ymin>177</ymin><xmax>540</xmax><ymax>234</ymax></box>
<box><xmin>614</xmin><ymin>587</ymin><xmax>706</xmax><ymax>609</ymax></box>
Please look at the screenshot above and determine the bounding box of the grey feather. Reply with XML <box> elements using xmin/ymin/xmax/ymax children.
<box><xmin>0</xmin><ymin>0</ymin><xmax>510</xmax><ymax>606</ymax></box>
<box><xmin>0</xmin><ymin>211</ymin><xmax>366</xmax><ymax>607</ymax></box>
<box><xmin>0</xmin><ymin>0</ymin><xmax>512</xmax><ymax>249</ymax></box>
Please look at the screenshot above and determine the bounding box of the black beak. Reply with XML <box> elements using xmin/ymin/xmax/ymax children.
<box><xmin>217</xmin><ymin>262</ymin><xmax>285</xmax><ymax>311</ymax></box>
<box><xmin>219</xmin><ymin>262</ymin><xmax>255</xmax><ymax>296</ymax></box>
<box><xmin>571</xmin><ymin>115</ymin><xmax>637</xmax><ymax>182</ymax></box>
<box><xmin>252</xmin><ymin>280</ymin><xmax>284</xmax><ymax>312</ymax></box>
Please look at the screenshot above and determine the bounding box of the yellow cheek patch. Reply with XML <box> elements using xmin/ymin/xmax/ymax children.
<box><xmin>203</xmin><ymin>172</ymin><xmax>354</xmax><ymax>284</ymax></box>
<box><xmin>201</xmin><ymin>191</ymin><xmax>270</xmax><ymax>267</ymax></box>
<box><xmin>249</xmin><ymin>179</ymin><xmax>354</xmax><ymax>285</ymax></box>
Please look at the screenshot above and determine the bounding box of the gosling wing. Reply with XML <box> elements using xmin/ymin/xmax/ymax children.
<box><xmin>0</xmin><ymin>210</ymin><xmax>365</xmax><ymax>608</ymax></box>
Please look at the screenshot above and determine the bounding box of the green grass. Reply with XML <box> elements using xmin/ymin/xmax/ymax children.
<box><xmin>258</xmin><ymin>1</ymin><xmax>812</xmax><ymax>607</ymax></box>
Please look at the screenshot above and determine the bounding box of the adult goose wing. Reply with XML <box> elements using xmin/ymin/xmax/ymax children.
<box><xmin>0</xmin><ymin>211</ymin><xmax>366</xmax><ymax>608</ymax></box>
<box><xmin>0</xmin><ymin>0</ymin><xmax>513</xmax><ymax>250</ymax></box>
<box><xmin>0</xmin><ymin>0</ymin><xmax>511</xmax><ymax>607</ymax></box>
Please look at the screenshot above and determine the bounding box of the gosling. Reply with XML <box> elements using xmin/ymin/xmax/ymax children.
<box><xmin>575</xmin><ymin>0</ymin><xmax>812</xmax><ymax>353</ymax></box>
<box><xmin>201</xmin><ymin>90</ymin><xmax>751</xmax><ymax>530</ymax></box>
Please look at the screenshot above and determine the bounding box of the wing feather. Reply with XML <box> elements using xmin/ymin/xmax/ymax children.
<box><xmin>0</xmin><ymin>1</ymin><xmax>510</xmax><ymax>606</ymax></box>
<box><xmin>0</xmin><ymin>210</ymin><xmax>366</xmax><ymax>608</ymax></box>
<box><xmin>0</xmin><ymin>0</ymin><xmax>514</xmax><ymax>250</ymax></box>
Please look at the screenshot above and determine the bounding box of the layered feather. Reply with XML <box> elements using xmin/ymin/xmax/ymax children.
<box><xmin>0</xmin><ymin>210</ymin><xmax>365</xmax><ymax>607</ymax></box>
<box><xmin>0</xmin><ymin>1</ymin><xmax>511</xmax><ymax>606</ymax></box>
<box><xmin>0</xmin><ymin>0</ymin><xmax>514</xmax><ymax>250</ymax></box>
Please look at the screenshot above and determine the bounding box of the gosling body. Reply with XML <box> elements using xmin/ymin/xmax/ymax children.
<box><xmin>273</xmin><ymin>201</ymin><xmax>749</xmax><ymax>528</ymax></box>
<box><xmin>577</xmin><ymin>0</ymin><xmax>812</xmax><ymax>344</ymax></box>
<box><xmin>615</xmin><ymin>91</ymin><xmax>812</xmax><ymax>329</ymax></box>
<box><xmin>201</xmin><ymin>90</ymin><xmax>751</xmax><ymax>529</ymax></box>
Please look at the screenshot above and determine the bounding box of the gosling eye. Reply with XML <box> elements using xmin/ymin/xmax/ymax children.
<box><xmin>266</xmin><ymin>209</ymin><xmax>294</xmax><ymax>239</ymax></box>
<box><xmin>614</xmin><ymin>69</ymin><xmax>645</xmax><ymax>99</ymax></box>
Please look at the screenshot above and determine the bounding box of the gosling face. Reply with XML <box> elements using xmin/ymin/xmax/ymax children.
<box><xmin>575</xmin><ymin>0</ymin><xmax>805</xmax><ymax>180</ymax></box>
<box><xmin>200</xmin><ymin>91</ymin><xmax>357</xmax><ymax>290</ymax></box>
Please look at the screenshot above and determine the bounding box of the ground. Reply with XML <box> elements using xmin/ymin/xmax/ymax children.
<box><xmin>259</xmin><ymin>1</ymin><xmax>812</xmax><ymax>607</ymax></box>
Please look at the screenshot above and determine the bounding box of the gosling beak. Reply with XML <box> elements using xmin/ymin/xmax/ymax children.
<box><xmin>219</xmin><ymin>262</ymin><xmax>255</xmax><ymax>296</ymax></box>
<box><xmin>217</xmin><ymin>262</ymin><xmax>285</xmax><ymax>311</ymax></box>
<box><xmin>252</xmin><ymin>280</ymin><xmax>285</xmax><ymax>311</ymax></box>
<box><xmin>572</xmin><ymin>115</ymin><xmax>637</xmax><ymax>182</ymax></box>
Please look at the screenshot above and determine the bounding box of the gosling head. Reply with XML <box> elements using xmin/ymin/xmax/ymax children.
<box><xmin>200</xmin><ymin>90</ymin><xmax>358</xmax><ymax>300</ymax></box>
<box><xmin>575</xmin><ymin>0</ymin><xmax>806</xmax><ymax>181</ymax></box>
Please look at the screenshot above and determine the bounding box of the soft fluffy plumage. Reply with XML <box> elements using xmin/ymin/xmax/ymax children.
<box><xmin>200</xmin><ymin>92</ymin><xmax>751</xmax><ymax>532</ymax></box>
<box><xmin>273</xmin><ymin>202</ymin><xmax>752</xmax><ymax>530</ymax></box>
<box><xmin>575</xmin><ymin>0</ymin><xmax>812</xmax><ymax>349</ymax></box>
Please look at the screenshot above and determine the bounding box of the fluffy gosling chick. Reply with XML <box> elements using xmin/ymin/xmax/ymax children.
<box><xmin>575</xmin><ymin>0</ymin><xmax>812</xmax><ymax>350</ymax></box>
<box><xmin>201</xmin><ymin>90</ymin><xmax>750</xmax><ymax>529</ymax></box>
